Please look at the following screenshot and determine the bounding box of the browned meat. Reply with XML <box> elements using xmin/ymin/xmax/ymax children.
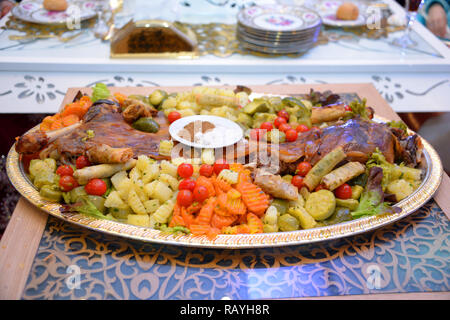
<box><xmin>254</xmin><ymin>169</ymin><xmax>298</xmax><ymax>200</ymax></box>
<box><xmin>278</xmin><ymin>118</ymin><xmax>421</xmax><ymax>168</ymax></box>
<box><xmin>50</xmin><ymin>104</ymin><xmax>170</xmax><ymax>162</ymax></box>
<box><xmin>15</xmin><ymin>130</ymin><xmax>49</xmax><ymax>155</ymax></box>
<box><xmin>122</xmin><ymin>98</ymin><xmax>158</xmax><ymax>123</ymax></box>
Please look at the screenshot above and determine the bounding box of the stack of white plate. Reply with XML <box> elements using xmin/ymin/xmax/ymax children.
<box><xmin>236</xmin><ymin>4</ymin><xmax>322</xmax><ymax>54</ymax></box>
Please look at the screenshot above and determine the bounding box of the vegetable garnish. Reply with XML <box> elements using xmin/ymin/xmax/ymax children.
<box><xmin>91</xmin><ymin>83</ymin><xmax>111</xmax><ymax>102</ymax></box>
<box><xmin>351</xmin><ymin>167</ymin><xmax>401</xmax><ymax>219</ymax></box>
<box><xmin>66</xmin><ymin>197</ymin><xmax>112</xmax><ymax>220</ymax></box>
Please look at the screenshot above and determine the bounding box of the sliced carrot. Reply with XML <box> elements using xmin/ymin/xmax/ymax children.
<box><xmin>195</xmin><ymin>197</ymin><xmax>216</xmax><ymax>225</ymax></box>
<box><xmin>50</xmin><ymin>118</ymin><xmax>64</xmax><ymax>130</ymax></box>
<box><xmin>211</xmin><ymin>176</ymin><xmax>224</xmax><ymax>196</ymax></box>
<box><xmin>215</xmin><ymin>177</ymin><xmax>232</xmax><ymax>192</ymax></box>
<box><xmin>189</xmin><ymin>224</ymin><xmax>210</xmax><ymax>236</ymax></box>
<box><xmin>169</xmin><ymin>204</ymin><xmax>184</xmax><ymax>227</ymax></box>
<box><xmin>247</xmin><ymin>212</ymin><xmax>264</xmax><ymax>234</ymax></box>
<box><xmin>238</xmin><ymin>171</ymin><xmax>252</xmax><ymax>184</ymax></box>
<box><xmin>61</xmin><ymin>102</ymin><xmax>88</xmax><ymax>119</ymax></box>
<box><xmin>113</xmin><ymin>92</ymin><xmax>127</xmax><ymax>106</ymax></box>
<box><xmin>226</xmin><ymin>197</ymin><xmax>246</xmax><ymax>216</ymax></box>
<box><xmin>79</xmin><ymin>95</ymin><xmax>93</xmax><ymax>108</ymax></box>
<box><xmin>236</xmin><ymin>224</ymin><xmax>251</xmax><ymax>234</ymax></box>
<box><xmin>211</xmin><ymin>213</ymin><xmax>237</xmax><ymax>229</ymax></box>
<box><xmin>181</xmin><ymin>206</ymin><xmax>195</xmax><ymax>227</ymax></box>
<box><xmin>169</xmin><ymin>214</ymin><xmax>186</xmax><ymax>228</ymax></box>
<box><xmin>221</xmin><ymin>224</ymin><xmax>250</xmax><ymax>235</ymax></box>
<box><xmin>206</xmin><ymin>227</ymin><xmax>220</xmax><ymax>240</ymax></box>
<box><xmin>236</xmin><ymin>181</ymin><xmax>270</xmax><ymax>217</ymax></box>
<box><xmin>186</xmin><ymin>202</ymin><xmax>202</xmax><ymax>215</ymax></box>
<box><xmin>62</xmin><ymin>114</ymin><xmax>79</xmax><ymax>127</ymax></box>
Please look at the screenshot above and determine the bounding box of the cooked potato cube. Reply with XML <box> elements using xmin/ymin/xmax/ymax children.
<box><xmin>127</xmin><ymin>214</ymin><xmax>150</xmax><ymax>227</ymax></box>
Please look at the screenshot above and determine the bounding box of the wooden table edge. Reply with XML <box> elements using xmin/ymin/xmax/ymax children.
<box><xmin>0</xmin><ymin>198</ymin><xmax>48</xmax><ymax>300</ymax></box>
<box><xmin>0</xmin><ymin>83</ymin><xmax>448</xmax><ymax>300</ymax></box>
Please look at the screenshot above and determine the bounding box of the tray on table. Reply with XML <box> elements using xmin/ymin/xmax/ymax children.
<box><xmin>0</xmin><ymin>83</ymin><xmax>449</xmax><ymax>300</ymax></box>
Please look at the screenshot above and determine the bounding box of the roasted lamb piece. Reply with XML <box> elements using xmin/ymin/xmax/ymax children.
<box><xmin>277</xmin><ymin>118</ymin><xmax>422</xmax><ymax>173</ymax></box>
<box><xmin>16</xmin><ymin>102</ymin><xmax>170</xmax><ymax>164</ymax></box>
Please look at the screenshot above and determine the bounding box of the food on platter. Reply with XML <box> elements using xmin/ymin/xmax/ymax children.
<box><xmin>14</xmin><ymin>84</ymin><xmax>425</xmax><ymax>239</ymax></box>
<box><xmin>43</xmin><ymin>0</ymin><xmax>68</xmax><ymax>12</ymax></box>
<box><xmin>336</xmin><ymin>2</ymin><xmax>359</xmax><ymax>21</ymax></box>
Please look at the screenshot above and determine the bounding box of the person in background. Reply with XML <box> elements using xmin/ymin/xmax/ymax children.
<box><xmin>0</xmin><ymin>0</ymin><xmax>17</xmax><ymax>18</ymax></box>
<box><xmin>417</xmin><ymin>0</ymin><xmax>450</xmax><ymax>38</ymax></box>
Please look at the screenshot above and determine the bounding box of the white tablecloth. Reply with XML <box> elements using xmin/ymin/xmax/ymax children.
<box><xmin>0</xmin><ymin>0</ymin><xmax>449</xmax><ymax>113</ymax></box>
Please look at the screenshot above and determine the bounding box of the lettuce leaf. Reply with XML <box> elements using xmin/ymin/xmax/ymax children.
<box><xmin>351</xmin><ymin>166</ymin><xmax>400</xmax><ymax>219</ymax></box>
<box><xmin>69</xmin><ymin>197</ymin><xmax>111</xmax><ymax>220</ymax></box>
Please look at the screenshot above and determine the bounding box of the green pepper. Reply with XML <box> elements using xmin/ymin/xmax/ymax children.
<box><xmin>40</xmin><ymin>184</ymin><xmax>62</xmax><ymax>202</ymax></box>
<box><xmin>335</xmin><ymin>198</ymin><xmax>359</xmax><ymax>211</ymax></box>
<box><xmin>85</xmin><ymin>195</ymin><xmax>106</xmax><ymax>214</ymax></box>
<box><xmin>323</xmin><ymin>207</ymin><xmax>353</xmax><ymax>226</ymax></box>
<box><xmin>282</xmin><ymin>97</ymin><xmax>312</xmax><ymax>127</ymax></box>
<box><xmin>149</xmin><ymin>89</ymin><xmax>168</xmax><ymax>107</ymax></box>
<box><xmin>132</xmin><ymin>117</ymin><xmax>160</xmax><ymax>133</ymax></box>
<box><xmin>278</xmin><ymin>214</ymin><xmax>299</xmax><ymax>231</ymax></box>
<box><xmin>34</xmin><ymin>172</ymin><xmax>58</xmax><ymax>189</ymax></box>
<box><xmin>70</xmin><ymin>186</ymin><xmax>88</xmax><ymax>203</ymax></box>
<box><xmin>271</xmin><ymin>199</ymin><xmax>289</xmax><ymax>215</ymax></box>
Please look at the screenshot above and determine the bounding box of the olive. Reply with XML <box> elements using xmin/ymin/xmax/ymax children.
<box><xmin>39</xmin><ymin>184</ymin><xmax>62</xmax><ymax>202</ymax></box>
<box><xmin>132</xmin><ymin>117</ymin><xmax>160</xmax><ymax>133</ymax></box>
<box><xmin>149</xmin><ymin>90</ymin><xmax>168</xmax><ymax>107</ymax></box>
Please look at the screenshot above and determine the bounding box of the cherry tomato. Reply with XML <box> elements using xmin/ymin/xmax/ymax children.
<box><xmin>277</xmin><ymin>110</ymin><xmax>290</xmax><ymax>121</ymax></box>
<box><xmin>260</xmin><ymin>122</ymin><xmax>273</xmax><ymax>131</ymax></box>
<box><xmin>85</xmin><ymin>178</ymin><xmax>107</xmax><ymax>196</ymax></box>
<box><xmin>177</xmin><ymin>189</ymin><xmax>194</xmax><ymax>207</ymax></box>
<box><xmin>291</xmin><ymin>175</ymin><xmax>304</xmax><ymax>189</ymax></box>
<box><xmin>278</xmin><ymin>123</ymin><xmax>292</xmax><ymax>133</ymax></box>
<box><xmin>179</xmin><ymin>178</ymin><xmax>196</xmax><ymax>192</ymax></box>
<box><xmin>249</xmin><ymin>128</ymin><xmax>263</xmax><ymax>141</ymax></box>
<box><xmin>296</xmin><ymin>124</ymin><xmax>310</xmax><ymax>133</ymax></box>
<box><xmin>335</xmin><ymin>183</ymin><xmax>352</xmax><ymax>199</ymax></box>
<box><xmin>199</xmin><ymin>164</ymin><xmax>214</xmax><ymax>177</ymax></box>
<box><xmin>213</xmin><ymin>159</ymin><xmax>230</xmax><ymax>175</ymax></box>
<box><xmin>285</xmin><ymin>129</ymin><xmax>298</xmax><ymax>142</ymax></box>
<box><xmin>344</xmin><ymin>104</ymin><xmax>352</xmax><ymax>112</ymax></box>
<box><xmin>168</xmin><ymin>111</ymin><xmax>181</xmax><ymax>124</ymax></box>
<box><xmin>76</xmin><ymin>155</ymin><xmax>91</xmax><ymax>169</ymax></box>
<box><xmin>296</xmin><ymin>161</ymin><xmax>312</xmax><ymax>176</ymax></box>
<box><xmin>56</xmin><ymin>165</ymin><xmax>74</xmax><ymax>177</ymax></box>
<box><xmin>177</xmin><ymin>163</ymin><xmax>194</xmax><ymax>179</ymax></box>
<box><xmin>274</xmin><ymin>116</ymin><xmax>287</xmax><ymax>129</ymax></box>
<box><xmin>193</xmin><ymin>185</ymin><xmax>209</xmax><ymax>203</ymax></box>
<box><xmin>59</xmin><ymin>175</ymin><xmax>78</xmax><ymax>192</ymax></box>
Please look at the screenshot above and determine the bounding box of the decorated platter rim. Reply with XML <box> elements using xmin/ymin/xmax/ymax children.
<box><xmin>6</xmin><ymin>102</ymin><xmax>443</xmax><ymax>249</ymax></box>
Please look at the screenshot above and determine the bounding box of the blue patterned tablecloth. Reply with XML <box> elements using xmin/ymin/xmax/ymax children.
<box><xmin>21</xmin><ymin>200</ymin><xmax>449</xmax><ymax>300</ymax></box>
